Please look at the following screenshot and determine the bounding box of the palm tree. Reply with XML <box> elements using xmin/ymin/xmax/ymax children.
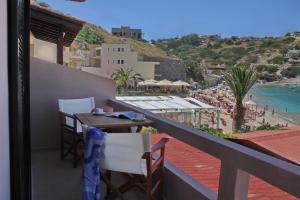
<box><xmin>111</xmin><ymin>68</ymin><xmax>143</xmax><ymax>95</ymax></box>
<box><xmin>223</xmin><ymin>64</ymin><xmax>258</xmax><ymax>132</ymax></box>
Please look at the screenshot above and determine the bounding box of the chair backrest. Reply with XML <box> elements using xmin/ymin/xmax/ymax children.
<box><xmin>58</xmin><ymin>97</ymin><xmax>95</xmax><ymax>114</ymax></box>
<box><xmin>100</xmin><ymin>133</ymin><xmax>151</xmax><ymax>175</ymax></box>
<box><xmin>58</xmin><ymin>97</ymin><xmax>95</xmax><ymax>133</ymax></box>
<box><xmin>81</xmin><ymin>125</ymin><xmax>151</xmax><ymax>175</ymax></box>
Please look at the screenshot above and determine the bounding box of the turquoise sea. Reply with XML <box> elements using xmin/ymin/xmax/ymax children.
<box><xmin>248</xmin><ymin>84</ymin><xmax>300</xmax><ymax>124</ymax></box>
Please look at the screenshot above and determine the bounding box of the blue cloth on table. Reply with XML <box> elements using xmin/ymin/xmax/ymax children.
<box><xmin>83</xmin><ymin>127</ymin><xmax>106</xmax><ymax>200</ymax></box>
<box><xmin>105</xmin><ymin>111</ymin><xmax>145</xmax><ymax>121</ymax></box>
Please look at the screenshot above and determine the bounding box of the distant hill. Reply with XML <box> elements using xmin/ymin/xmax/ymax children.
<box><xmin>74</xmin><ymin>24</ymin><xmax>300</xmax><ymax>82</ymax></box>
<box><xmin>153</xmin><ymin>33</ymin><xmax>300</xmax><ymax>67</ymax></box>
<box><xmin>78</xmin><ymin>23</ymin><xmax>170</xmax><ymax>59</ymax></box>
<box><xmin>152</xmin><ymin>33</ymin><xmax>300</xmax><ymax>82</ymax></box>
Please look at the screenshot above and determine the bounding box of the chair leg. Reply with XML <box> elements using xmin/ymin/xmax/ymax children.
<box><xmin>60</xmin><ymin>129</ymin><xmax>64</xmax><ymax>160</ymax></box>
<box><xmin>158</xmin><ymin>165</ymin><xmax>164</xmax><ymax>200</ymax></box>
<box><xmin>106</xmin><ymin>170</ymin><xmax>112</xmax><ymax>195</ymax></box>
<box><xmin>102</xmin><ymin>171</ymin><xmax>125</xmax><ymax>200</ymax></box>
<box><xmin>146</xmin><ymin>176</ymin><xmax>152</xmax><ymax>200</ymax></box>
<box><xmin>73</xmin><ymin>134</ymin><xmax>78</xmax><ymax>168</ymax></box>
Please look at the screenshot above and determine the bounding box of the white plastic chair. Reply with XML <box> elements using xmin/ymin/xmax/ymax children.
<box><xmin>58</xmin><ymin>97</ymin><xmax>95</xmax><ymax>167</ymax></box>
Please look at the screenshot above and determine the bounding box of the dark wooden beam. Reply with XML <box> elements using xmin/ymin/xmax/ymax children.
<box><xmin>57</xmin><ymin>28</ymin><xmax>64</xmax><ymax>65</ymax></box>
<box><xmin>30</xmin><ymin>4</ymin><xmax>84</xmax><ymax>47</ymax></box>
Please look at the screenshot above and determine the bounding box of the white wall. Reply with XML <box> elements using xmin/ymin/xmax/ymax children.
<box><xmin>0</xmin><ymin>0</ymin><xmax>10</xmax><ymax>199</ymax></box>
<box><xmin>30</xmin><ymin>33</ymin><xmax>70</xmax><ymax>65</ymax></box>
<box><xmin>33</xmin><ymin>38</ymin><xmax>57</xmax><ymax>63</ymax></box>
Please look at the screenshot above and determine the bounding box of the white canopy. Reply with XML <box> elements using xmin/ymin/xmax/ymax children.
<box><xmin>116</xmin><ymin>96</ymin><xmax>216</xmax><ymax>113</ymax></box>
<box><xmin>173</xmin><ymin>80</ymin><xmax>190</xmax><ymax>86</ymax></box>
<box><xmin>138</xmin><ymin>79</ymin><xmax>158</xmax><ymax>86</ymax></box>
<box><xmin>184</xmin><ymin>97</ymin><xmax>216</xmax><ymax>109</ymax></box>
<box><xmin>138</xmin><ymin>79</ymin><xmax>190</xmax><ymax>87</ymax></box>
<box><xmin>156</xmin><ymin>79</ymin><xmax>173</xmax><ymax>86</ymax></box>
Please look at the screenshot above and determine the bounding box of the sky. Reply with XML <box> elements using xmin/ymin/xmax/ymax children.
<box><xmin>42</xmin><ymin>0</ymin><xmax>300</xmax><ymax>40</ymax></box>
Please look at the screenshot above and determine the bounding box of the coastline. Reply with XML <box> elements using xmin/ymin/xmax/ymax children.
<box><xmin>261</xmin><ymin>77</ymin><xmax>300</xmax><ymax>86</ymax></box>
<box><xmin>248</xmin><ymin>82</ymin><xmax>300</xmax><ymax>126</ymax></box>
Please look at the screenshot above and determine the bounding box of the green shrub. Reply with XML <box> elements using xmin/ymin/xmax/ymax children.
<box><xmin>76</xmin><ymin>26</ymin><xmax>103</xmax><ymax>44</ymax></box>
<box><xmin>141</xmin><ymin>127</ymin><xmax>158</xmax><ymax>133</ymax></box>
<box><xmin>268</xmin><ymin>56</ymin><xmax>288</xmax><ymax>64</ymax></box>
<box><xmin>199</xmin><ymin>126</ymin><xmax>233</xmax><ymax>139</ymax></box>
<box><xmin>281</xmin><ymin>66</ymin><xmax>300</xmax><ymax>78</ymax></box>
<box><xmin>246</xmin><ymin>55</ymin><xmax>259</xmax><ymax>63</ymax></box>
<box><xmin>256</xmin><ymin>124</ymin><xmax>282</xmax><ymax>131</ymax></box>
<box><xmin>282</xmin><ymin>37</ymin><xmax>296</xmax><ymax>43</ymax></box>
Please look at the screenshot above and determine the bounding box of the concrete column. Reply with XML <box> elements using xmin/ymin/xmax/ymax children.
<box><xmin>0</xmin><ymin>0</ymin><xmax>10</xmax><ymax>198</ymax></box>
<box><xmin>218</xmin><ymin>162</ymin><xmax>250</xmax><ymax>200</ymax></box>
<box><xmin>57</xmin><ymin>28</ymin><xmax>64</xmax><ymax>65</ymax></box>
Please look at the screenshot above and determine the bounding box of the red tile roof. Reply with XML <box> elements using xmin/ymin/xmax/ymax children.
<box><xmin>234</xmin><ymin>126</ymin><xmax>300</xmax><ymax>166</ymax></box>
<box><xmin>151</xmin><ymin>134</ymin><xmax>298</xmax><ymax>200</ymax></box>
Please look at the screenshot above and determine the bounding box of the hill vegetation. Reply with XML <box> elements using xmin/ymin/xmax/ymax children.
<box><xmin>76</xmin><ymin>24</ymin><xmax>169</xmax><ymax>58</ymax></box>
<box><xmin>152</xmin><ymin>33</ymin><xmax>300</xmax><ymax>81</ymax></box>
<box><xmin>74</xmin><ymin>23</ymin><xmax>300</xmax><ymax>82</ymax></box>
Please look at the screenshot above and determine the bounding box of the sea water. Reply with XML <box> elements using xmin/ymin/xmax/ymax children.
<box><xmin>248</xmin><ymin>84</ymin><xmax>300</xmax><ymax>124</ymax></box>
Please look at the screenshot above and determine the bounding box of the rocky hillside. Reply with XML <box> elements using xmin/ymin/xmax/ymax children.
<box><xmin>74</xmin><ymin>24</ymin><xmax>300</xmax><ymax>82</ymax></box>
<box><xmin>152</xmin><ymin>33</ymin><xmax>300</xmax><ymax>81</ymax></box>
<box><xmin>77</xmin><ymin>24</ymin><xmax>170</xmax><ymax>59</ymax></box>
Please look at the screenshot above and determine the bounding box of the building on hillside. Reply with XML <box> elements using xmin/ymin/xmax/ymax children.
<box><xmin>143</xmin><ymin>56</ymin><xmax>187</xmax><ymax>81</ymax></box>
<box><xmin>206</xmin><ymin>65</ymin><xmax>226</xmax><ymax>75</ymax></box>
<box><xmin>30</xmin><ymin>4</ymin><xmax>85</xmax><ymax>66</ymax></box>
<box><xmin>68</xmin><ymin>42</ymin><xmax>101</xmax><ymax>68</ymax></box>
<box><xmin>82</xmin><ymin>43</ymin><xmax>159</xmax><ymax>80</ymax></box>
<box><xmin>112</xmin><ymin>26</ymin><xmax>143</xmax><ymax>40</ymax></box>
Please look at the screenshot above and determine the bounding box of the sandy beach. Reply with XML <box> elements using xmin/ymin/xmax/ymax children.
<box><xmin>191</xmin><ymin>84</ymin><xmax>297</xmax><ymax>133</ymax></box>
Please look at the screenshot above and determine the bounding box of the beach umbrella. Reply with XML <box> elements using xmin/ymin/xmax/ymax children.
<box><xmin>244</xmin><ymin>100</ymin><xmax>257</xmax><ymax>105</ymax></box>
<box><xmin>138</xmin><ymin>79</ymin><xmax>158</xmax><ymax>86</ymax></box>
<box><xmin>173</xmin><ymin>80</ymin><xmax>190</xmax><ymax>86</ymax></box>
<box><xmin>156</xmin><ymin>79</ymin><xmax>174</xmax><ymax>86</ymax></box>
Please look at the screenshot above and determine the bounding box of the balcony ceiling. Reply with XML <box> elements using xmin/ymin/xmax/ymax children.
<box><xmin>30</xmin><ymin>4</ymin><xmax>85</xmax><ymax>46</ymax></box>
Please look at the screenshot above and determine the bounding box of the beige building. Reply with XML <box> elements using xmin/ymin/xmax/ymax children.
<box><xmin>69</xmin><ymin>42</ymin><xmax>101</xmax><ymax>68</ymax></box>
<box><xmin>112</xmin><ymin>26</ymin><xmax>142</xmax><ymax>40</ymax></box>
<box><xmin>83</xmin><ymin>43</ymin><xmax>159</xmax><ymax>80</ymax></box>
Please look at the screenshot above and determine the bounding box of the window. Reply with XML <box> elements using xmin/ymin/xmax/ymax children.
<box><xmin>118</xmin><ymin>60</ymin><xmax>120</xmax><ymax>64</ymax></box>
<box><xmin>108</xmin><ymin>48</ymin><xmax>109</xmax><ymax>52</ymax></box>
<box><xmin>118</xmin><ymin>48</ymin><xmax>121</xmax><ymax>52</ymax></box>
<box><xmin>121</xmin><ymin>60</ymin><xmax>124</xmax><ymax>64</ymax></box>
<box><xmin>113</xmin><ymin>48</ymin><xmax>115</xmax><ymax>52</ymax></box>
<box><xmin>121</xmin><ymin>48</ymin><xmax>124</xmax><ymax>52</ymax></box>
<box><xmin>108</xmin><ymin>60</ymin><xmax>110</xmax><ymax>64</ymax></box>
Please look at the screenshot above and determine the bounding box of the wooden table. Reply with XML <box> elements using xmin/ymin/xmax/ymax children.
<box><xmin>74</xmin><ymin>113</ymin><xmax>154</xmax><ymax>132</ymax></box>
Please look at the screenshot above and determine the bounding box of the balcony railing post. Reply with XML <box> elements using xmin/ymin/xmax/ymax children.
<box><xmin>218</xmin><ymin>161</ymin><xmax>249</xmax><ymax>200</ymax></box>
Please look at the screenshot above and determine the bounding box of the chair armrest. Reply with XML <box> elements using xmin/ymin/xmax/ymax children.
<box><xmin>151</xmin><ymin>138</ymin><xmax>169</xmax><ymax>154</ymax></box>
<box><xmin>59</xmin><ymin>111</ymin><xmax>77</xmax><ymax>130</ymax></box>
<box><xmin>59</xmin><ymin>111</ymin><xmax>75</xmax><ymax>119</ymax></box>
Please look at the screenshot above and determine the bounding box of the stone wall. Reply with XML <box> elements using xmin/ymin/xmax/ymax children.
<box><xmin>143</xmin><ymin>56</ymin><xmax>187</xmax><ymax>81</ymax></box>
